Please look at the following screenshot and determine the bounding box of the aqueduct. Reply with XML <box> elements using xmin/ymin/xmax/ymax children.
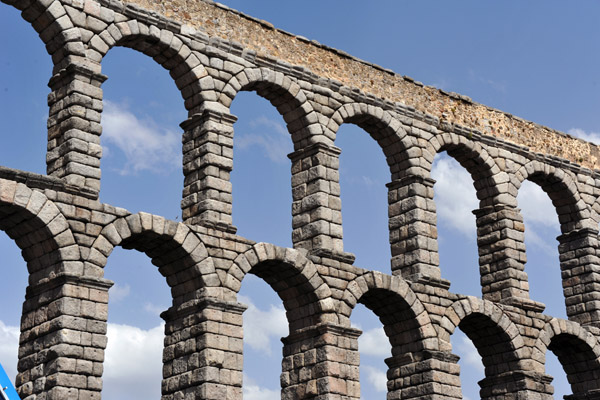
<box><xmin>2</xmin><ymin>0</ymin><xmax>600</xmax><ymax>398</ymax></box>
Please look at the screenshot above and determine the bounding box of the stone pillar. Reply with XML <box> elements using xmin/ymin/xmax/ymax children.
<box><xmin>558</xmin><ymin>227</ymin><xmax>600</xmax><ymax>327</ymax></box>
<box><xmin>180</xmin><ymin>110</ymin><xmax>237</xmax><ymax>232</ymax></box>
<box><xmin>17</xmin><ymin>274</ymin><xmax>112</xmax><ymax>400</ymax></box>
<box><xmin>161</xmin><ymin>298</ymin><xmax>246</xmax><ymax>400</ymax></box>
<box><xmin>385</xmin><ymin>350</ymin><xmax>461</xmax><ymax>400</ymax></box>
<box><xmin>288</xmin><ymin>143</ymin><xmax>344</xmax><ymax>254</ymax></box>
<box><xmin>46</xmin><ymin>63</ymin><xmax>105</xmax><ymax>194</ymax></box>
<box><xmin>474</xmin><ymin>204</ymin><xmax>540</xmax><ymax>307</ymax></box>
<box><xmin>387</xmin><ymin>176</ymin><xmax>440</xmax><ymax>282</ymax></box>
<box><xmin>478</xmin><ymin>371</ymin><xmax>554</xmax><ymax>400</ymax></box>
<box><xmin>281</xmin><ymin>323</ymin><xmax>361</xmax><ymax>400</ymax></box>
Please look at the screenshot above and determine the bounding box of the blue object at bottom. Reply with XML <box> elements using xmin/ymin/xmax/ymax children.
<box><xmin>0</xmin><ymin>363</ymin><xmax>18</xmax><ymax>400</ymax></box>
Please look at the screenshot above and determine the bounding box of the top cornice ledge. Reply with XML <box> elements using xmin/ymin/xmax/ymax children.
<box><xmin>109</xmin><ymin>0</ymin><xmax>600</xmax><ymax>171</ymax></box>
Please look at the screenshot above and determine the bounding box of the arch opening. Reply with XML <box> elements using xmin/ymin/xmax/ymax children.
<box><xmin>336</xmin><ymin>122</ymin><xmax>390</xmax><ymax>270</ymax></box>
<box><xmin>230</xmin><ymin>91</ymin><xmax>293</xmax><ymax>247</ymax></box>
<box><xmin>454</xmin><ymin>311</ymin><xmax>523</xmax><ymax>399</ymax></box>
<box><xmin>432</xmin><ymin>152</ymin><xmax>480</xmax><ymax>296</ymax></box>
<box><xmin>547</xmin><ymin>333</ymin><xmax>600</xmax><ymax>397</ymax></box>
<box><xmin>0</xmin><ymin>231</ymin><xmax>28</xmax><ymax>395</ymax></box>
<box><xmin>239</xmin><ymin>273</ymin><xmax>288</xmax><ymax>399</ymax></box>
<box><xmin>102</xmin><ymin>246</ymin><xmax>170</xmax><ymax>399</ymax></box>
<box><xmin>0</xmin><ymin>4</ymin><xmax>51</xmax><ymax>175</ymax></box>
<box><xmin>99</xmin><ymin>47</ymin><xmax>185</xmax><ymax>218</ymax></box>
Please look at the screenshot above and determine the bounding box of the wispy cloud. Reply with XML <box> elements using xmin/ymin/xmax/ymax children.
<box><xmin>568</xmin><ymin>128</ymin><xmax>600</xmax><ymax>145</ymax></box>
<box><xmin>243</xmin><ymin>375</ymin><xmax>280</xmax><ymax>400</ymax></box>
<box><xmin>0</xmin><ymin>320</ymin><xmax>19</xmax><ymax>383</ymax></box>
<box><xmin>109</xmin><ymin>283</ymin><xmax>130</xmax><ymax>302</ymax></box>
<box><xmin>102</xmin><ymin>100</ymin><xmax>181</xmax><ymax>175</ymax></box>
<box><xmin>236</xmin><ymin>116</ymin><xmax>293</xmax><ymax>164</ymax></box>
<box><xmin>238</xmin><ymin>294</ymin><xmax>288</xmax><ymax>355</ymax></box>
<box><xmin>358</xmin><ymin>326</ymin><xmax>390</xmax><ymax>357</ymax></box>
<box><xmin>518</xmin><ymin>180</ymin><xmax>560</xmax><ymax>253</ymax></box>
<box><xmin>363</xmin><ymin>365</ymin><xmax>387</xmax><ymax>393</ymax></box>
<box><xmin>143</xmin><ymin>302</ymin><xmax>167</xmax><ymax>317</ymax></box>
<box><xmin>454</xmin><ymin>334</ymin><xmax>484</xmax><ymax>374</ymax></box>
<box><xmin>431</xmin><ymin>155</ymin><xmax>478</xmax><ymax>238</ymax></box>
<box><xmin>103</xmin><ymin>323</ymin><xmax>164</xmax><ymax>399</ymax></box>
<box><xmin>468</xmin><ymin>69</ymin><xmax>507</xmax><ymax>93</ymax></box>
<box><xmin>343</xmin><ymin>174</ymin><xmax>381</xmax><ymax>187</ymax></box>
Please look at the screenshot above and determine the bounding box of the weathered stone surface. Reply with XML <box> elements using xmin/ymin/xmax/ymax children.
<box><xmin>1</xmin><ymin>0</ymin><xmax>600</xmax><ymax>399</ymax></box>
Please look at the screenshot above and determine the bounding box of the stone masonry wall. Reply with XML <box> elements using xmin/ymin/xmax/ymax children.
<box><xmin>1</xmin><ymin>0</ymin><xmax>600</xmax><ymax>399</ymax></box>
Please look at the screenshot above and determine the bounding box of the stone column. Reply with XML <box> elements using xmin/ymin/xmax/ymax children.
<box><xmin>474</xmin><ymin>204</ymin><xmax>539</xmax><ymax>307</ymax></box>
<box><xmin>385</xmin><ymin>350</ymin><xmax>461</xmax><ymax>400</ymax></box>
<box><xmin>387</xmin><ymin>176</ymin><xmax>440</xmax><ymax>282</ymax></box>
<box><xmin>17</xmin><ymin>274</ymin><xmax>112</xmax><ymax>400</ymax></box>
<box><xmin>46</xmin><ymin>63</ymin><xmax>105</xmax><ymax>194</ymax></box>
<box><xmin>161</xmin><ymin>298</ymin><xmax>246</xmax><ymax>400</ymax></box>
<box><xmin>281</xmin><ymin>323</ymin><xmax>361</xmax><ymax>400</ymax></box>
<box><xmin>558</xmin><ymin>227</ymin><xmax>600</xmax><ymax>327</ymax></box>
<box><xmin>478</xmin><ymin>371</ymin><xmax>554</xmax><ymax>400</ymax></box>
<box><xmin>180</xmin><ymin>110</ymin><xmax>237</xmax><ymax>232</ymax></box>
<box><xmin>288</xmin><ymin>143</ymin><xmax>344</xmax><ymax>254</ymax></box>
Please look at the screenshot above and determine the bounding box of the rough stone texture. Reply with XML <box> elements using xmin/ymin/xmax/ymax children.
<box><xmin>1</xmin><ymin>0</ymin><xmax>600</xmax><ymax>399</ymax></box>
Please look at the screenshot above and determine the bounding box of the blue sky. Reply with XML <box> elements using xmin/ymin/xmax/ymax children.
<box><xmin>1</xmin><ymin>1</ymin><xmax>600</xmax><ymax>399</ymax></box>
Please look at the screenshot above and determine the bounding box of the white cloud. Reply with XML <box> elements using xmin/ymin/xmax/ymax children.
<box><xmin>362</xmin><ymin>365</ymin><xmax>387</xmax><ymax>393</ymax></box>
<box><xmin>358</xmin><ymin>327</ymin><xmax>390</xmax><ymax>357</ymax></box>
<box><xmin>518</xmin><ymin>180</ymin><xmax>560</xmax><ymax>253</ymax></box>
<box><xmin>102</xmin><ymin>100</ymin><xmax>181</xmax><ymax>175</ymax></box>
<box><xmin>431</xmin><ymin>155</ymin><xmax>478</xmax><ymax>238</ymax></box>
<box><xmin>243</xmin><ymin>375</ymin><xmax>280</xmax><ymax>400</ymax></box>
<box><xmin>236</xmin><ymin>116</ymin><xmax>292</xmax><ymax>164</ymax></box>
<box><xmin>238</xmin><ymin>295</ymin><xmax>288</xmax><ymax>355</ymax></box>
<box><xmin>454</xmin><ymin>335</ymin><xmax>484</xmax><ymax>374</ymax></box>
<box><xmin>518</xmin><ymin>181</ymin><xmax>559</xmax><ymax>229</ymax></box>
<box><xmin>109</xmin><ymin>283</ymin><xmax>130</xmax><ymax>302</ymax></box>
<box><xmin>143</xmin><ymin>302</ymin><xmax>167</xmax><ymax>317</ymax></box>
<box><xmin>568</xmin><ymin>128</ymin><xmax>600</xmax><ymax>145</ymax></box>
<box><xmin>0</xmin><ymin>321</ymin><xmax>19</xmax><ymax>384</ymax></box>
<box><xmin>103</xmin><ymin>323</ymin><xmax>164</xmax><ymax>399</ymax></box>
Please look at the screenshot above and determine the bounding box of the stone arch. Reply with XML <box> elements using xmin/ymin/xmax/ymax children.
<box><xmin>225</xmin><ymin>242</ymin><xmax>332</xmax><ymax>331</ymax></box>
<box><xmin>340</xmin><ymin>271</ymin><xmax>446</xmax><ymax>398</ymax></box>
<box><xmin>340</xmin><ymin>271</ymin><xmax>437</xmax><ymax>352</ymax></box>
<box><xmin>439</xmin><ymin>297</ymin><xmax>525</xmax><ymax>357</ymax></box>
<box><xmin>327</xmin><ymin>103</ymin><xmax>412</xmax><ymax>180</ymax></box>
<box><xmin>513</xmin><ymin>161</ymin><xmax>600</xmax><ymax>324</ymax></box>
<box><xmin>0</xmin><ymin>179</ymin><xmax>79</xmax><ymax>283</ymax></box>
<box><xmin>533</xmin><ymin>318</ymin><xmax>600</xmax><ymax>395</ymax></box>
<box><xmin>89</xmin><ymin>21</ymin><xmax>208</xmax><ymax>114</ymax></box>
<box><xmin>220</xmin><ymin>67</ymin><xmax>319</xmax><ymax>148</ymax></box>
<box><xmin>87</xmin><ymin>212</ymin><xmax>216</xmax><ymax>303</ymax></box>
<box><xmin>1</xmin><ymin>0</ymin><xmax>83</xmax><ymax>72</ymax></box>
<box><xmin>439</xmin><ymin>297</ymin><xmax>528</xmax><ymax>398</ymax></box>
<box><xmin>514</xmin><ymin>160</ymin><xmax>581</xmax><ymax>223</ymax></box>
<box><xmin>427</xmin><ymin>131</ymin><xmax>504</xmax><ymax>206</ymax></box>
<box><xmin>514</xmin><ymin>160</ymin><xmax>591</xmax><ymax>232</ymax></box>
